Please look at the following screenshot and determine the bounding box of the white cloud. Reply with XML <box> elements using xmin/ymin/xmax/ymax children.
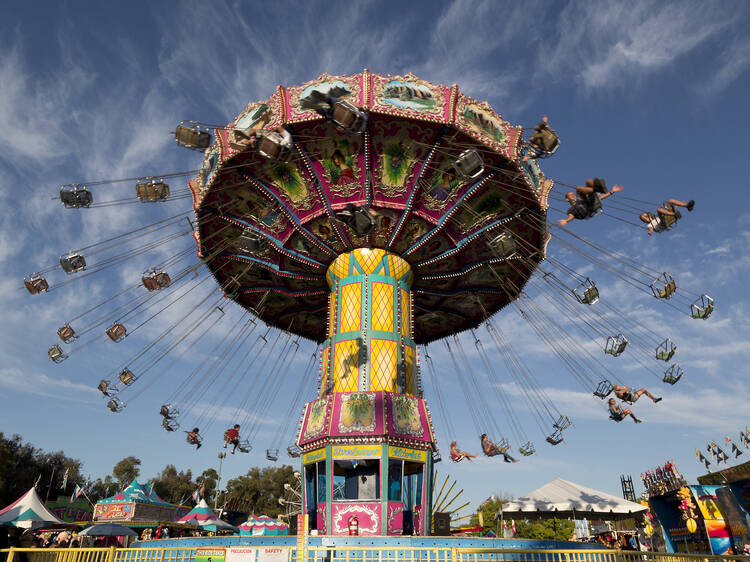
<box><xmin>0</xmin><ymin>367</ymin><xmax>98</xmax><ymax>402</ymax></box>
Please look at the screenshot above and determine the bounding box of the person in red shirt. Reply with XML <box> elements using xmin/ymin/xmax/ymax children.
<box><xmin>224</xmin><ymin>424</ymin><xmax>241</xmax><ymax>454</ymax></box>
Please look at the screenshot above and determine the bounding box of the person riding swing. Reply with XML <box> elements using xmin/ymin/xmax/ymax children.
<box><xmin>640</xmin><ymin>199</ymin><xmax>695</xmax><ymax>236</ymax></box>
<box><xmin>185</xmin><ymin>428</ymin><xmax>202</xmax><ymax>449</ymax></box>
<box><xmin>608</xmin><ymin>398</ymin><xmax>642</xmax><ymax>424</ymax></box>
<box><xmin>612</xmin><ymin>384</ymin><xmax>661</xmax><ymax>404</ymax></box>
<box><xmin>558</xmin><ymin>178</ymin><xmax>623</xmax><ymax>226</ymax></box>
<box><xmin>450</xmin><ymin>441</ymin><xmax>478</xmax><ymax>462</ymax></box>
<box><xmin>224</xmin><ymin>424</ymin><xmax>241</xmax><ymax>454</ymax></box>
<box><xmin>480</xmin><ymin>434</ymin><xmax>519</xmax><ymax>463</ymax></box>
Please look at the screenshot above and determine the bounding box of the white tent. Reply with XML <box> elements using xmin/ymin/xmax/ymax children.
<box><xmin>0</xmin><ymin>487</ymin><xmax>66</xmax><ymax>529</ymax></box>
<box><xmin>499</xmin><ymin>478</ymin><xmax>648</xmax><ymax>521</ymax></box>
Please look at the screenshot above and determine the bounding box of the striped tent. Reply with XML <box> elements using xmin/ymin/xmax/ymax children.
<box><xmin>238</xmin><ymin>515</ymin><xmax>288</xmax><ymax>536</ymax></box>
<box><xmin>177</xmin><ymin>499</ymin><xmax>237</xmax><ymax>532</ymax></box>
<box><xmin>0</xmin><ymin>487</ymin><xmax>65</xmax><ymax>529</ymax></box>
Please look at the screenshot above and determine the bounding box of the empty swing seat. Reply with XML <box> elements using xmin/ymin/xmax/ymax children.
<box><xmin>655</xmin><ymin>339</ymin><xmax>677</xmax><ymax>362</ymax></box>
<box><xmin>236</xmin><ymin>231</ymin><xmax>269</xmax><ymax>254</ymax></box>
<box><xmin>605</xmin><ymin>334</ymin><xmax>628</xmax><ymax>356</ymax></box>
<box><xmin>553</xmin><ymin>415</ymin><xmax>571</xmax><ymax>431</ymax></box>
<box><xmin>663</xmin><ymin>364</ymin><xmax>683</xmax><ymax>385</ymax></box>
<box><xmin>57</xmin><ymin>323</ymin><xmax>77</xmax><ymax>343</ymax></box>
<box><xmin>160</xmin><ymin>404</ymin><xmax>179</xmax><ymax>419</ymax></box>
<box><xmin>488</xmin><ymin>231</ymin><xmax>517</xmax><ymax>258</ymax></box>
<box><xmin>546</xmin><ymin>431</ymin><xmax>564</xmax><ymax>446</ymax></box>
<box><xmin>142</xmin><ymin>269</ymin><xmax>171</xmax><ymax>291</ymax></box>
<box><xmin>690</xmin><ymin>294</ymin><xmax>714</xmax><ymax>320</ymax></box>
<box><xmin>287</xmin><ymin>445</ymin><xmax>301</xmax><ymax>458</ymax></box>
<box><xmin>593</xmin><ymin>380</ymin><xmax>614</xmax><ymax>399</ymax></box>
<box><xmin>24</xmin><ymin>273</ymin><xmax>49</xmax><ymax>294</ymax></box>
<box><xmin>335</xmin><ymin>205</ymin><xmax>375</xmax><ymax>236</ymax></box>
<box><xmin>136</xmin><ymin>180</ymin><xmax>170</xmax><ymax>202</ymax></box>
<box><xmin>266</xmin><ymin>448</ymin><xmax>279</xmax><ymax>461</ymax></box>
<box><xmin>257</xmin><ymin>129</ymin><xmax>293</xmax><ymax>162</ymax></box>
<box><xmin>650</xmin><ymin>273</ymin><xmax>677</xmax><ymax>299</ymax></box>
<box><xmin>106</xmin><ymin>323</ymin><xmax>127</xmax><ymax>342</ymax></box>
<box><xmin>174</xmin><ymin>122</ymin><xmax>211</xmax><ymax>150</ymax></box>
<box><xmin>107</xmin><ymin>397</ymin><xmax>126</xmax><ymax>413</ymax></box>
<box><xmin>60</xmin><ymin>253</ymin><xmax>86</xmax><ymax>274</ymax></box>
<box><xmin>572</xmin><ymin>278</ymin><xmax>599</xmax><ymax>305</ymax></box>
<box><xmin>453</xmin><ymin>149</ymin><xmax>484</xmax><ymax>180</ymax></box>
<box><xmin>118</xmin><ymin>368</ymin><xmax>135</xmax><ymax>386</ymax></box>
<box><xmin>98</xmin><ymin>379</ymin><xmax>113</xmax><ymax>397</ymax></box>
<box><xmin>47</xmin><ymin>344</ymin><xmax>67</xmax><ymax>363</ymax></box>
<box><xmin>519</xmin><ymin>442</ymin><xmax>535</xmax><ymax>456</ymax></box>
<box><xmin>162</xmin><ymin>417</ymin><xmax>180</xmax><ymax>432</ymax></box>
<box><xmin>60</xmin><ymin>186</ymin><xmax>93</xmax><ymax>208</ymax></box>
<box><xmin>331</xmin><ymin>100</ymin><xmax>368</xmax><ymax>134</ymax></box>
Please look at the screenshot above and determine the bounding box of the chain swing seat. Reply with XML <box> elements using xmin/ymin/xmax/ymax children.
<box><xmin>663</xmin><ymin>364</ymin><xmax>683</xmax><ymax>385</ymax></box>
<box><xmin>331</xmin><ymin>100</ymin><xmax>368</xmax><ymax>134</ymax></box>
<box><xmin>57</xmin><ymin>323</ymin><xmax>77</xmax><ymax>343</ymax></box>
<box><xmin>118</xmin><ymin>368</ymin><xmax>136</xmax><ymax>386</ymax></box>
<box><xmin>257</xmin><ymin>129</ymin><xmax>293</xmax><ymax>162</ymax></box>
<box><xmin>186</xmin><ymin>431</ymin><xmax>203</xmax><ymax>447</ymax></box>
<box><xmin>553</xmin><ymin>415</ymin><xmax>571</xmax><ymax>431</ymax></box>
<box><xmin>60</xmin><ymin>186</ymin><xmax>93</xmax><ymax>208</ymax></box>
<box><xmin>655</xmin><ymin>339</ymin><xmax>677</xmax><ymax>362</ymax></box>
<box><xmin>266</xmin><ymin>448</ymin><xmax>279</xmax><ymax>461</ymax></box>
<box><xmin>527</xmin><ymin>124</ymin><xmax>560</xmax><ymax>158</ymax></box>
<box><xmin>593</xmin><ymin>380</ymin><xmax>614</xmax><ymax>399</ymax></box>
<box><xmin>605</xmin><ymin>334</ymin><xmax>628</xmax><ymax>356</ymax></box>
<box><xmin>174</xmin><ymin>121</ymin><xmax>212</xmax><ymax>150</ymax></box>
<box><xmin>488</xmin><ymin>231</ymin><xmax>517</xmax><ymax>259</ymax></box>
<box><xmin>335</xmin><ymin>204</ymin><xmax>376</xmax><ymax>237</ymax></box>
<box><xmin>483</xmin><ymin>436</ymin><xmax>510</xmax><ymax>457</ymax></box>
<box><xmin>98</xmin><ymin>379</ymin><xmax>114</xmax><ymax>397</ymax></box>
<box><xmin>546</xmin><ymin>428</ymin><xmax>564</xmax><ymax>446</ymax></box>
<box><xmin>650</xmin><ymin>273</ymin><xmax>676</xmax><ymax>299</ymax></box>
<box><xmin>572</xmin><ymin>278</ymin><xmax>599</xmax><ymax>305</ymax></box>
<box><xmin>519</xmin><ymin>442</ymin><xmax>535</xmax><ymax>456</ymax></box>
<box><xmin>24</xmin><ymin>273</ymin><xmax>49</xmax><ymax>294</ymax></box>
<box><xmin>287</xmin><ymin>445</ymin><xmax>301</xmax><ymax>458</ymax></box>
<box><xmin>236</xmin><ymin>440</ymin><xmax>251</xmax><ymax>453</ymax></box>
<box><xmin>136</xmin><ymin>180</ymin><xmax>170</xmax><ymax>202</ymax></box>
<box><xmin>47</xmin><ymin>344</ymin><xmax>68</xmax><ymax>363</ymax></box>
<box><xmin>236</xmin><ymin>231</ymin><xmax>270</xmax><ymax>254</ymax></box>
<box><xmin>160</xmin><ymin>404</ymin><xmax>179</xmax><ymax>419</ymax></box>
<box><xmin>106</xmin><ymin>323</ymin><xmax>127</xmax><ymax>342</ymax></box>
<box><xmin>60</xmin><ymin>253</ymin><xmax>86</xmax><ymax>274</ymax></box>
<box><xmin>453</xmin><ymin>149</ymin><xmax>484</xmax><ymax>180</ymax></box>
<box><xmin>142</xmin><ymin>268</ymin><xmax>171</xmax><ymax>291</ymax></box>
<box><xmin>690</xmin><ymin>294</ymin><xmax>714</xmax><ymax>320</ymax></box>
<box><xmin>162</xmin><ymin>417</ymin><xmax>180</xmax><ymax>432</ymax></box>
<box><xmin>107</xmin><ymin>397</ymin><xmax>126</xmax><ymax>413</ymax></box>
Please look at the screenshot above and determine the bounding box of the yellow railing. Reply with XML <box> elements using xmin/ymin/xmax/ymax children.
<box><xmin>2</xmin><ymin>547</ymin><xmax>748</xmax><ymax>562</ymax></box>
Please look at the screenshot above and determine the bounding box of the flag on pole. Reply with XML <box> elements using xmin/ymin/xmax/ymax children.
<box><xmin>148</xmin><ymin>481</ymin><xmax>155</xmax><ymax>496</ymax></box>
<box><xmin>33</xmin><ymin>474</ymin><xmax>42</xmax><ymax>489</ymax></box>
<box><xmin>61</xmin><ymin>468</ymin><xmax>70</xmax><ymax>490</ymax></box>
<box><xmin>191</xmin><ymin>480</ymin><xmax>205</xmax><ymax>503</ymax></box>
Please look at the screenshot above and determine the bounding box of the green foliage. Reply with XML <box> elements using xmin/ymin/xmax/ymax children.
<box><xmin>112</xmin><ymin>456</ymin><xmax>142</xmax><ymax>485</ymax></box>
<box><xmin>151</xmin><ymin>464</ymin><xmax>194</xmax><ymax>505</ymax></box>
<box><xmin>0</xmin><ymin>432</ymin><xmax>85</xmax><ymax>507</ymax></box>
<box><xmin>469</xmin><ymin>494</ymin><xmax>512</xmax><ymax>531</ymax></box>
<box><xmin>224</xmin><ymin>465</ymin><xmax>296</xmax><ymax>517</ymax></box>
<box><xmin>515</xmin><ymin>518</ymin><xmax>576</xmax><ymax>541</ymax></box>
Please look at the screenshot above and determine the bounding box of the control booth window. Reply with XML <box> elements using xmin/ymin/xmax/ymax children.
<box><xmin>332</xmin><ymin>459</ymin><xmax>380</xmax><ymax>500</ymax></box>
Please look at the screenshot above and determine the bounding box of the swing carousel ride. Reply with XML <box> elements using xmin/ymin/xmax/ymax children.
<box><xmin>24</xmin><ymin>71</ymin><xmax>714</xmax><ymax>535</ymax></box>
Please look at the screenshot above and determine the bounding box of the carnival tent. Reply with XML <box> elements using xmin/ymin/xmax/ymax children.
<box><xmin>0</xmin><ymin>487</ymin><xmax>66</xmax><ymax>529</ymax></box>
<box><xmin>498</xmin><ymin>478</ymin><xmax>648</xmax><ymax>521</ymax></box>
<box><xmin>178</xmin><ymin>499</ymin><xmax>237</xmax><ymax>532</ymax></box>
<box><xmin>98</xmin><ymin>479</ymin><xmax>173</xmax><ymax>506</ymax></box>
<box><xmin>238</xmin><ymin>515</ymin><xmax>288</xmax><ymax>536</ymax></box>
<box><xmin>79</xmin><ymin>522</ymin><xmax>139</xmax><ymax>537</ymax></box>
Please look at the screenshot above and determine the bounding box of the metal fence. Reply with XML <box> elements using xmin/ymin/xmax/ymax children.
<box><xmin>2</xmin><ymin>547</ymin><xmax>748</xmax><ymax>562</ymax></box>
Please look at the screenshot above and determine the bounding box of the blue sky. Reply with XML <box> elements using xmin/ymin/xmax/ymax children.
<box><xmin>2</xmin><ymin>0</ymin><xmax>750</xmax><ymax>515</ymax></box>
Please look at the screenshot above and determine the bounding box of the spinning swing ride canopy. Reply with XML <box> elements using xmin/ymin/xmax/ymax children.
<box><xmin>191</xmin><ymin>71</ymin><xmax>553</xmax><ymax>344</ymax></box>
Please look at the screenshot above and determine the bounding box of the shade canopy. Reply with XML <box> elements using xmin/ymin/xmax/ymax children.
<box><xmin>499</xmin><ymin>478</ymin><xmax>648</xmax><ymax>521</ymax></box>
<box><xmin>0</xmin><ymin>487</ymin><xmax>65</xmax><ymax>529</ymax></box>
<box><xmin>79</xmin><ymin>522</ymin><xmax>139</xmax><ymax>537</ymax></box>
<box><xmin>238</xmin><ymin>515</ymin><xmax>288</xmax><ymax>536</ymax></box>
<box><xmin>178</xmin><ymin>499</ymin><xmax>237</xmax><ymax>532</ymax></box>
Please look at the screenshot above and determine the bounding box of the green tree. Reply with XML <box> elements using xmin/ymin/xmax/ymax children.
<box><xmin>199</xmin><ymin>468</ymin><xmax>219</xmax><ymax>505</ymax></box>
<box><xmin>112</xmin><ymin>456</ymin><xmax>141</xmax><ymax>485</ymax></box>
<box><xmin>151</xmin><ymin>465</ymin><xmax>195</xmax><ymax>505</ymax></box>
<box><xmin>224</xmin><ymin>465</ymin><xmax>296</xmax><ymax>517</ymax></box>
<box><xmin>515</xmin><ymin>518</ymin><xmax>576</xmax><ymax>541</ymax></box>
<box><xmin>470</xmin><ymin>494</ymin><xmax>512</xmax><ymax>532</ymax></box>
<box><xmin>89</xmin><ymin>475</ymin><xmax>117</xmax><ymax>502</ymax></box>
